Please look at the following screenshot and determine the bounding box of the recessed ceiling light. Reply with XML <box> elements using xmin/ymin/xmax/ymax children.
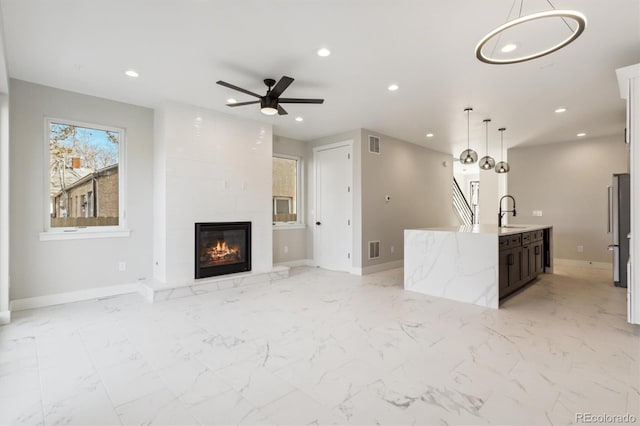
<box><xmin>577</xmin><ymin>132</ymin><xmax>586</xmax><ymax>137</ymax></box>
<box><xmin>501</xmin><ymin>43</ymin><xmax>517</xmax><ymax>53</ymax></box>
<box><xmin>227</xmin><ymin>98</ymin><xmax>237</xmax><ymax>104</ymax></box>
<box><xmin>426</xmin><ymin>133</ymin><xmax>434</xmax><ymax>138</ymax></box>
<box><xmin>555</xmin><ymin>107</ymin><xmax>567</xmax><ymax>113</ymax></box>
<box><xmin>295</xmin><ymin>117</ymin><xmax>303</xmax><ymax>122</ymax></box>
<box><xmin>124</xmin><ymin>69</ymin><xmax>139</xmax><ymax>78</ymax></box>
<box><xmin>317</xmin><ymin>48</ymin><xmax>331</xmax><ymax>57</ymax></box>
<box><xmin>388</xmin><ymin>84</ymin><xmax>399</xmax><ymax>91</ymax></box>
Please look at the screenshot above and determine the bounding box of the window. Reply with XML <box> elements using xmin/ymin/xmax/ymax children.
<box><xmin>272</xmin><ymin>155</ymin><xmax>302</xmax><ymax>225</ymax></box>
<box><xmin>45</xmin><ymin>118</ymin><xmax>126</xmax><ymax>236</ymax></box>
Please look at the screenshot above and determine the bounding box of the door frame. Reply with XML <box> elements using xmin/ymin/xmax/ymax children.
<box><xmin>312</xmin><ymin>140</ymin><xmax>354</xmax><ymax>273</ymax></box>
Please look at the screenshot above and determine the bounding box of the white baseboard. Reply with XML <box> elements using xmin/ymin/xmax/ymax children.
<box><xmin>10</xmin><ymin>282</ymin><xmax>142</xmax><ymax>312</ymax></box>
<box><xmin>360</xmin><ymin>260</ymin><xmax>404</xmax><ymax>275</ymax></box>
<box><xmin>554</xmin><ymin>258</ymin><xmax>612</xmax><ymax>270</ymax></box>
<box><xmin>0</xmin><ymin>310</ymin><xmax>10</xmax><ymax>325</ymax></box>
<box><xmin>275</xmin><ymin>259</ymin><xmax>315</xmax><ymax>268</ymax></box>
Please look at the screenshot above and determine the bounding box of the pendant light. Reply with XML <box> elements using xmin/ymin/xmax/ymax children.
<box><xmin>475</xmin><ymin>0</ymin><xmax>586</xmax><ymax>65</ymax></box>
<box><xmin>479</xmin><ymin>118</ymin><xmax>495</xmax><ymax>170</ymax></box>
<box><xmin>459</xmin><ymin>107</ymin><xmax>478</xmax><ymax>164</ymax></box>
<box><xmin>495</xmin><ymin>127</ymin><xmax>510</xmax><ymax>174</ymax></box>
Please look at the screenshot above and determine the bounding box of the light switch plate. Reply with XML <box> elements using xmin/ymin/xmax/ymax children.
<box><xmin>532</xmin><ymin>210</ymin><xmax>543</xmax><ymax>217</ymax></box>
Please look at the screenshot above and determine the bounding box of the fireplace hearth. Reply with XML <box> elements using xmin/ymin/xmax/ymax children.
<box><xmin>195</xmin><ymin>222</ymin><xmax>251</xmax><ymax>279</ymax></box>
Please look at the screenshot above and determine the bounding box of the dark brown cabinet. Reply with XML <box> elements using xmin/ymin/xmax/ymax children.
<box><xmin>499</xmin><ymin>228</ymin><xmax>548</xmax><ymax>300</ymax></box>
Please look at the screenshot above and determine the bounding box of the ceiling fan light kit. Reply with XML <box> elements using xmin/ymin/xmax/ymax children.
<box><xmin>216</xmin><ymin>76</ymin><xmax>324</xmax><ymax>116</ymax></box>
<box><xmin>475</xmin><ymin>1</ymin><xmax>586</xmax><ymax>65</ymax></box>
<box><xmin>459</xmin><ymin>107</ymin><xmax>478</xmax><ymax>165</ymax></box>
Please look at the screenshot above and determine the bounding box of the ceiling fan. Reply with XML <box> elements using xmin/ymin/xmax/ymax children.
<box><xmin>216</xmin><ymin>76</ymin><xmax>324</xmax><ymax>116</ymax></box>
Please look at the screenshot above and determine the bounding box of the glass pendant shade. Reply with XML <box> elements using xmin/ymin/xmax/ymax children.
<box><xmin>458</xmin><ymin>107</ymin><xmax>477</xmax><ymax>164</ymax></box>
<box><xmin>479</xmin><ymin>156</ymin><xmax>496</xmax><ymax>169</ymax></box>
<box><xmin>480</xmin><ymin>118</ymin><xmax>495</xmax><ymax>170</ymax></box>
<box><xmin>460</xmin><ymin>149</ymin><xmax>478</xmax><ymax>164</ymax></box>
<box><xmin>495</xmin><ymin>161</ymin><xmax>510</xmax><ymax>173</ymax></box>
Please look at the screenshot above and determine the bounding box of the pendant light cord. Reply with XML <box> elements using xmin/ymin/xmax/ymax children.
<box><xmin>467</xmin><ymin>109</ymin><xmax>470</xmax><ymax>150</ymax></box>
<box><xmin>485</xmin><ymin>121</ymin><xmax>489</xmax><ymax>153</ymax></box>
<box><xmin>491</xmin><ymin>0</ymin><xmax>575</xmax><ymax>58</ymax></box>
<box><xmin>545</xmin><ymin>0</ymin><xmax>575</xmax><ymax>32</ymax></box>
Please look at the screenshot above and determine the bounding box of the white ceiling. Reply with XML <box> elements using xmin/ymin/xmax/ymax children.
<box><xmin>1</xmin><ymin>0</ymin><xmax>638</xmax><ymax>155</ymax></box>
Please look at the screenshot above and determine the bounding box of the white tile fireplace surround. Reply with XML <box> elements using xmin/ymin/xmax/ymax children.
<box><xmin>0</xmin><ymin>266</ymin><xmax>637</xmax><ymax>425</ymax></box>
<box><xmin>153</xmin><ymin>102</ymin><xmax>274</xmax><ymax>287</ymax></box>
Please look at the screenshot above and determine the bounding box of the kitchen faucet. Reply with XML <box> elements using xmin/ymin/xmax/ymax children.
<box><xmin>498</xmin><ymin>195</ymin><xmax>516</xmax><ymax>227</ymax></box>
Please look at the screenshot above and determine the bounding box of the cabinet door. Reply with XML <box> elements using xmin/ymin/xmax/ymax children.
<box><xmin>533</xmin><ymin>241</ymin><xmax>544</xmax><ymax>275</ymax></box>
<box><xmin>521</xmin><ymin>244</ymin><xmax>532</xmax><ymax>284</ymax></box>
<box><xmin>499</xmin><ymin>249</ymin><xmax>510</xmax><ymax>298</ymax></box>
<box><xmin>508</xmin><ymin>246</ymin><xmax>522</xmax><ymax>289</ymax></box>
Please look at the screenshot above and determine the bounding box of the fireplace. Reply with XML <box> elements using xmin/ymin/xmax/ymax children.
<box><xmin>195</xmin><ymin>222</ymin><xmax>251</xmax><ymax>279</ymax></box>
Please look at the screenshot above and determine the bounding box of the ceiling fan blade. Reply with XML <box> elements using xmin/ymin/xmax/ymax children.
<box><xmin>216</xmin><ymin>80</ymin><xmax>262</xmax><ymax>98</ymax></box>
<box><xmin>278</xmin><ymin>98</ymin><xmax>324</xmax><ymax>104</ymax></box>
<box><xmin>227</xmin><ymin>100</ymin><xmax>260</xmax><ymax>107</ymax></box>
<box><xmin>277</xmin><ymin>105</ymin><xmax>288</xmax><ymax>115</ymax></box>
<box><xmin>269</xmin><ymin>76</ymin><xmax>294</xmax><ymax>98</ymax></box>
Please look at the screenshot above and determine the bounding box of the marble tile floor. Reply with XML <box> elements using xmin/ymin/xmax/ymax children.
<box><xmin>0</xmin><ymin>265</ymin><xmax>638</xmax><ymax>425</ymax></box>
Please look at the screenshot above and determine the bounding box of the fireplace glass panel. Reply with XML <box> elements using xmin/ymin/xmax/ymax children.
<box><xmin>195</xmin><ymin>222</ymin><xmax>251</xmax><ymax>279</ymax></box>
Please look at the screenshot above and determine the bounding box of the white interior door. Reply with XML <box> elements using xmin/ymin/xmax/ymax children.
<box><xmin>314</xmin><ymin>143</ymin><xmax>352</xmax><ymax>272</ymax></box>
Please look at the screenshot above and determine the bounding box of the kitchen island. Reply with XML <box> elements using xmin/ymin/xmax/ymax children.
<box><xmin>404</xmin><ymin>224</ymin><xmax>553</xmax><ymax>309</ymax></box>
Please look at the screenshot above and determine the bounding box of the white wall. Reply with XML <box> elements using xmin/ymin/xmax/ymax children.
<box><xmin>272</xmin><ymin>135</ymin><xmax>309</xmax><ymax>264</ymax></box>
<box><xmin>0</xmin><ymin>93</ymin><xmax>8</xmax><ymax>322</ymax></box>
<box><xmin>360</xmin><ymin>129</ymin><xmax>456</xmax><ymax>270</ymax></box>
<box><xmin>0</xmin><ymin>10</ymin><xmax>9</xmax><ymax>322</ymax></box>
<box><xmin>509</xmin><ymin>136</ymin><xmax>628</xmax><ymax>263</ymax></box>
<box><xmin>9</xmin><ymin>79</ymin><xmax>154</xmax><ymax>299</ymax></box>
<box><xmin>153</xmin><ymin>102</ymin><xmax>273</xmax><ymax>285</ymax></box>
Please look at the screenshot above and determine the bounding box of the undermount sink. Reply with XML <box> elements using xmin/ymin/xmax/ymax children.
<box><xmin>500</xmin><ymin>225</ymin><xmax>528</xmax><ymax>229</ymax></box>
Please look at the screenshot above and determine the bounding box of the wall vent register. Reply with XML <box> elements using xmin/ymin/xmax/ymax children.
<box><xmin>368</xmin><ymin>135</ymin><xmax>380</xmax><ymax>154</ymax></box>
<box><xmin>368</xmin><ymin>240</ymin><xmax>381</xmax><ymax>259</ymax></box>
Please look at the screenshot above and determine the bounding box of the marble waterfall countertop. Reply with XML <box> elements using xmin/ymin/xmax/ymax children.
<box><xmin>403</xmin><ymin>224</ymin><xmax>552</xmax><ymax>309</ymax></box>
<box><xmin>411</xmin><ymin>224</ymin><xmax>551</xmax><ymax>236</ymax></box>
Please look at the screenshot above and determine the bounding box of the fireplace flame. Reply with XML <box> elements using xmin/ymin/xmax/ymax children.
<box><xmin>201</xmin><ymin>239</ymin><xmax>241</xmax><ymax>266</ymax></box>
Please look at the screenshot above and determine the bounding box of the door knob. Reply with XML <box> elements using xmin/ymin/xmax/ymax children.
<box><xmin>315</xmin><ymin>221</ymin><xmax>321</xmax><ymax>225</ymax></box>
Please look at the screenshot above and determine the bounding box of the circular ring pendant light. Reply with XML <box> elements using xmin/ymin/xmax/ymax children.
<box><xmin>495</xmin><ymin>127</ymin><xmax>510</xmax><ymax>173</ymax></box>
<box><xmin>475</xmin><ymin>8</ymin><xmax>586</xmax><ymax>65</ymax></box>
<box><xmin>459</xmin><ymin>107</ymin><xmax>478</xmax><ymax>164</ymax></box>
<box><xmin>479</xmin><ymin>118</ymin><xmax>496</xmax><ymax>170</ymax></box>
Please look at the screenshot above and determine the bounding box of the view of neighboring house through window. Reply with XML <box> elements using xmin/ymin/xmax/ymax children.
<box><xmin>48</xmin><ymin>119</ymin><xmax>122</xmax><ymax>228</ymax></box>
<box><xmin>272</xmin><ymin>156</ymin><xmax>300</xmax><ymax>224</ymax></box>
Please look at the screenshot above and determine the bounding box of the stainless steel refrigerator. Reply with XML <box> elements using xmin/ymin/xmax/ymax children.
<box><xmin>608</xmin><ymin>173</ymin><xmax>631</xmax><ymax>287</ymax></box>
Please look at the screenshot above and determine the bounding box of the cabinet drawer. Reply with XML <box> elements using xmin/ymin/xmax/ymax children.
<box><xmin>522</xmin><ymin>232</ymin><xmax>532</xmax><ymax>244</ymax></box>
<box><xmin>531</xmin><ymin>230</ymin><xmax>544</xmax><ymax>242</ymax></box>
<box><xmin>509</xmin><ymin>234</ymin><xmax>522</xmax><ymax>247</ymax></box>
<box><xmin>499</xmin><ymin>236</ymin><xmax>511</xmax><ymax>250</ymax></box>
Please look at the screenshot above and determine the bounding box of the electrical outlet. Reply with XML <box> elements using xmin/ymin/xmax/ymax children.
<box><xmin>118</xmin><ymin>261</ymin><xmax>126</xmax><ymax>272</ymax></box>
<box><xmin>283</xmin><ymin>246</ymin><xmax>289</xmax><ymax>254</ymax></box>
<box><xmin>577</xmin><ymin>245</ymin><xmax>584</xmax><ymax>253</ymax></box>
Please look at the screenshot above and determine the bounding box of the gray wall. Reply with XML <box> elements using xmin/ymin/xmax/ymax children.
<box><xmin>509</xmin><ymin>135</ymin><xmax>629</xmax><ymax>263</ymax></box>
<box><xmin>9</xmin><ymin>79</ymin><xmax>154</xmax><ymax>299</ymax></box>
<box><xmin>360</xmin><ymin>129</ymin><xmax>456</xmax><ymax>269</ymax></box>
<box><xmin>272</xmin><ymin>135</ymin><xmax>309</xmax><ymax>264</ymax></box>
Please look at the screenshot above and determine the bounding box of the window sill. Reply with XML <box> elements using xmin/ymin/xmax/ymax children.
<box><xmin>39</xmin><ymin>228</ymin><xmax>131</xmax><ymax>241</ymax></box>
<box><xmin>273</xmin><ymin>224</ymin><xmax>306</xmax><ymax>231</ymax></box>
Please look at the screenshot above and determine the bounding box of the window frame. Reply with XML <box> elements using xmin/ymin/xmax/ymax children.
<box><xmin>272</xmin><ymin>153</ymin><xmax>305</xmax><ymax>229</ymax></box>
<box><xmin>40</xmin><ymin>117</ymin><xmax>130</xmax><ymax>241</ymax></box>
